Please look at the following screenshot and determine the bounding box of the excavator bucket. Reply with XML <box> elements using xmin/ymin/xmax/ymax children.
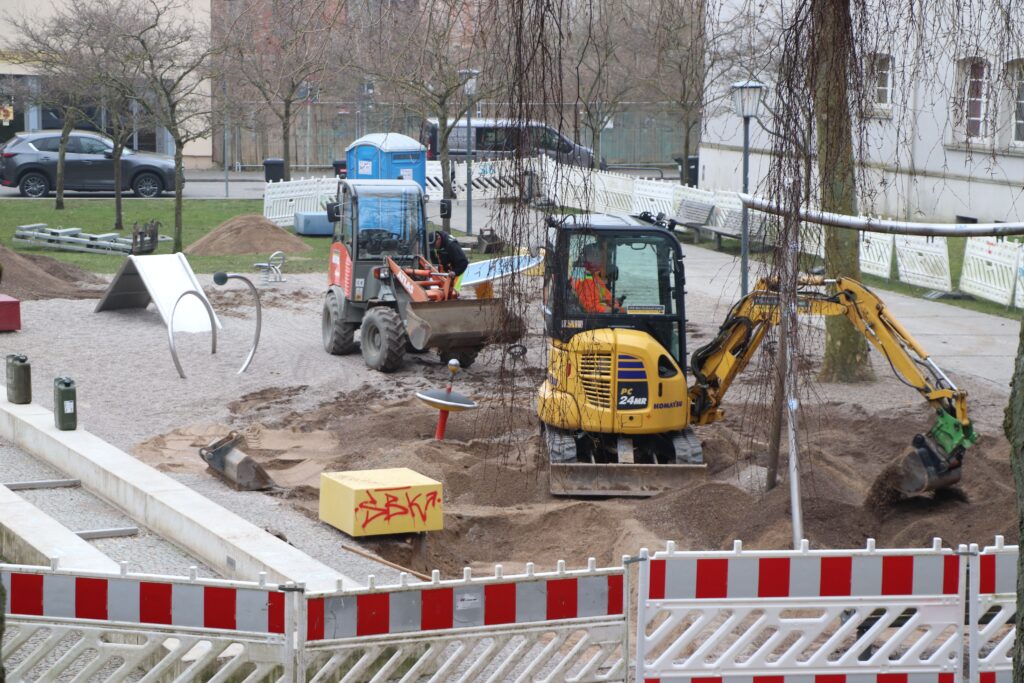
<box><xmin>549</xmin><ymin>463</ymin><xmax>707</xmax><ymax>497</ymax></box>
<box><xmin>894</xmin><ymin>434</ymin><xmax>963</xmax><ymax>495</ymax></box>
<box><xmin>199</xmin><ymin>432</ymin><xmax>275</xmax><ymax>491</ymax></box>
<box><xmin>405</xmin><ymin>299</ymin><xmax>524</xmax><ymax>352</ymax></box>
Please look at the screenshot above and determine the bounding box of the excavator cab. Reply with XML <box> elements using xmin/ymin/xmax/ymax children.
<box><xmin>537</xmin><ymin>215</ymin><xmax>707</xmax><ymax>496</ymax></box>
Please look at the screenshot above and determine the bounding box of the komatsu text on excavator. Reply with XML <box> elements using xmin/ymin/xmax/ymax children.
<box><xmin>537</xmin><ymin>214</ymin><xmax>977</xmax><ymax>497</ymax></box>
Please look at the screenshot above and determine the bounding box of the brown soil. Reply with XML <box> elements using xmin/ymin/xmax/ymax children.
<box><xmin>0</xmin><ymin>246</ymin><xmax>107</xmax><ymax>300</ymax></box>
<box><xmin>135</xmin><ymin>377</ymin><xmax>1019</xmax><ymax>577</ymax></box>
<box><xmin>184</xmin><ymin>215</ymin><xmax>313</xmax><ymax>256</ymax></box>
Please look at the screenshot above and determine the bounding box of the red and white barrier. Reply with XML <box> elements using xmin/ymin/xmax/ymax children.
<box><xmin>0</xmin><ymin>565</ymin><xmax>285</xmax><ymax>634</ymax></box>
<box><xmin>969</xmin><ymin>537</ymin><xmax>1016</xmax><ymax>683</ymax></box>
<box><xmin>636</xmin><ymin>539</ymin><xmax>965</xmax><ymax>683</ymax></box>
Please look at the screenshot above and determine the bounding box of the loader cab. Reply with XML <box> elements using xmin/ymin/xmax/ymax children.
<box><xmin>330</xmin><ymin>180</ymin><xmax>427</xmax><ymax>262</ymax></box>
<box><xmin>544</xmin><ymin>214</ymin><xmax>687</xmax><ymax>365</ymax></box>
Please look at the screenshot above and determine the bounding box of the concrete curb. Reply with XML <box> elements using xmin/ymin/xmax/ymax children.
<box><xmin>0</xmin><ymin>483</ymin><xmax>120</xmax><ymax>572</ymax></box>
<box><xmin>0</xmin><ymin>388</ymin><xmax>359</xmax><ymax>591</ymax></box>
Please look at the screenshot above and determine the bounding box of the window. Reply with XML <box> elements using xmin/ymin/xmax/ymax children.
<box><xmin>868</xmin><ymin>53</ymin><xmax>892</xmax><ymax>106</ymax></box>
<box><xmin>77</xmin><ymin>136</ymin><xmax>112</xmax><ymax>155</ymax></box>
<box><xmin>1013</xmin><ymin>62</ymin><xmax>1024</xmax><ymax>143</ymax></box>
<box><xmin>30</xmin><ymin>137</ymin><xmax>61</xmax><ymax>152</ymax></box>
<box><xmin>355</xmin><ymin>186</ymin><xmax>422</xmax><ymax>259</ymax></box>
<box><xmin>962</xmin><ymin>58</ymin><xmax>991</xmax><ymax>139</ymax></box>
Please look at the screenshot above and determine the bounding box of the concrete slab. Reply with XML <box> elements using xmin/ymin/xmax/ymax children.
<box><xmin>0</xmin><ymin>483</ymin><xmax>120</xmax><ymax>571</ymax></box>
<box><xmin>0</xmin><ymin>388</ymin><xmax>361</xmax><ymax>591</ymax></box>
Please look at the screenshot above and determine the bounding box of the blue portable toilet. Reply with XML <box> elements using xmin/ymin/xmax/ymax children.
<box><xmin>345</xmin><ymin>133</ymin><xmax>426</xmax><ymax>189</ymax></box>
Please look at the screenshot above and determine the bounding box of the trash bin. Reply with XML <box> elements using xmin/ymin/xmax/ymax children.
<box><xmin>263</xmin><ymin>158</ymin><xmax>285</xmax><ymax>183</ymax></box>
<box><xmin>332</xmin><ymin>159</ymin><xmax>347</xmax><ymax>178</ymax></box>
<box><xmin>54</xmin><ymin>376</ymin><xmax>77</xmax><ymax>430</ymax></box>
<box><xmin>687</xmin><ymin>155</ymin><xmax>699</xmax><ymax>188</ymax></box>
<box><xmin>6</xmin><ymin>354</ymin><xmax>30</xmax><ymax>404</ymax></box>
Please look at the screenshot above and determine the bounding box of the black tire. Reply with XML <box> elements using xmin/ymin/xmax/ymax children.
<box><xmin>322</xmin><ymin>291</ymin><xmax>358</xmax><ymax>355</ymax></box>
<box><xmin>360</xmin><ymin>307</ymin><xmax>407</xmax><ymax>372</ymax></box>
<box><xmin>18</xmin><ymin>172</ymin><xmax>50</xmax><ymax>198</ymax></box>
<box><xmin>439</xmin><ymin>347</ymin><xmax>482</xmax><ymax>370</ymax></box>
<box><xmin>132</xmin><ymin>172</ymin><xmax>163</xmax><ymax>198</ymax></box>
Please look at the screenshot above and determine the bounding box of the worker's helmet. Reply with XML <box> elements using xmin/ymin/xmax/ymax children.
<box><xmin>428</xmin><ymin>230</ymin><xmax>441</xmax><ymax>245</ymax></box>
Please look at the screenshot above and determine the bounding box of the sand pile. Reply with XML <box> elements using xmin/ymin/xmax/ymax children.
<box><xmin>185</xmin><ymin>215</ymin><xmax>313</xmax><ymax>256</ymax></box>
<box><xmin>0</xmin><ymin>245</ymin><xmax>107</xmax><ymax>300</ymax></box>
<box><xmin>136</xmin><ymin>375</ymin><xmax>1018</xmax><ymax>577</ymax></box>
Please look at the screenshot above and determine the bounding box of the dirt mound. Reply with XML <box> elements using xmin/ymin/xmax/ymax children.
<box><xmin>135</xmin><ymin>376</ymin><xmax>1019</xmax><ymax>577</ymax></box>
<box><xmin>185</xmin><ymin>215</ymin><xmax>312</xmax><ymax>256</ymax></box>
<box><xmin>0</xmin><ymin>245</ymin><xmax>106</xmax><ymax>300</ymax></box>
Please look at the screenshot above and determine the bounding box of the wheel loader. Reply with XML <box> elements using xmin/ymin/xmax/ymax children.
<box><xmin>322</xmin><ymin>179</ymin><xmax>522</xmax><ymax>371</ymax></box>
<box><xmin>537</xmin><ymin>214</ymin><xmax>977</xmax><ymax>497</ymax></box>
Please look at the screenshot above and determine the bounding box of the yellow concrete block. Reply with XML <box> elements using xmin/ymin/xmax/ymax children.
<box><xmin>319</xmin><ymin>468</ymin><xmax>443</xmax><ymax>537</ymax></box>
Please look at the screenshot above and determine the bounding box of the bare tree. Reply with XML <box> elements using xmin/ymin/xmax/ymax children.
<box><xmin>361</xmin><ymin>0</ymin><xmax>495</xmax><ymax>231</ymax></box>
<box><xmin>222</xmin><ymin>0</ymin><xmax>343</xmax><ymax>181</ymax></box>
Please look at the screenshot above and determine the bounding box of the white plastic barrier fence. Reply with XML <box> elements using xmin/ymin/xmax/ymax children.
<box><xmin>303</xmin><ymin>560</ymin><xmax>627</xmax><ymax>682</ymax></box>
<box><xmin>860</xmin><ymin>232</ymin><xmax>895</xmax><ymax>278</ymax></box>
<box><xmin>424</xmin><ymin>158</ymin><xmax>531</xmax><ymax>202</ymax></box>
<box><xmin>593</xmin><ymin>172</ymin><xmax>636</xmax><ymax>215</ymax></box>
<box><xmin>1</xmin><ymin>562</ymin><xmax>297</xmax><ymax>680</ymax></box>
<box><xmin>969</xmin><ymin>537</ymin><xmax>1016</xmax><ymax>683</ymax></box>
<box><xmin>263</xmin><ymin>176</ymin><xmax>337</xmax><ymax>227</ymax></box>
<box><xmin>635</xmin><ymin>539</ymin><xmax>964</xmax><ymax>683</ymax></box>
<box><xmin>895</xmin><ymin>235</ymin><xmax>953</xmax><ymax>292</ymax></box>
<box><xmin>632</xmin><ymin>179</ymin><xmax>682</xmax><ymax>219</ymax></box>
<box><xmin>957</xmin><ymin>237</ymin><xmax>1021</xmax><ymax>306</ymax></box>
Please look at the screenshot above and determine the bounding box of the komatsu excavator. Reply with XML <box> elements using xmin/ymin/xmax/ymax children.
<box><xmin>537</xmin><ymin>214</ymin><xmax>977</xmax><ymax>497</ymax></box>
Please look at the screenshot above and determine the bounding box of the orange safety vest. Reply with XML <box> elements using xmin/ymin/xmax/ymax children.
<box><xmin>572</xmin><ymin>272</ymin><xmax>615</xmax><ymax>313</ymax></box>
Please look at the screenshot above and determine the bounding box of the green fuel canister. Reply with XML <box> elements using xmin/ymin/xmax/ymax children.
<box><xmin>54</xmin><ymin>377</ymin><xmax>77</xmax><ymax>430</ymax></box>
<box><xmin>5</xmin><ymin>354</ymin><xmax>31</xmax><ymax>404</ymax></box>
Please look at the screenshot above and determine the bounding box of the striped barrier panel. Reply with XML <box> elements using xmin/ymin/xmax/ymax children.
<box><xmin>895</xmin><ymin>235</ymin><xmax>953</xmax><ymax>292</ymax></box>
<box><xmin>960</xmin><ymin>237</ymin><xmax>1021</xmax><ymax>306</ymax></box>
<box><xmin>593</xmin><ymin>172</ymin><xmax>636</xmax><ymax>215</ymax></box>
<box><xmin>860</xmin><ymin>231</ymin><xmax>895</xmax><ymax>278</ymax></box>
<box><xmin>303</xmin><ymin>560</ymin><xmax>628</xmax><ymax>682</ymax></box>
<box><xmin>633</xmin><ymin>179</ymin><xmax>681</xmax><ymax>219</ymax></box>
<box><xmin>636</xmin><ymin>539</ymin><xmax>965</xmax><ymax>683</ymax></box>
<box><xmin>2</xmin><ymin>563</ymin><xmax>296</xmax><ymax>681</ymax></box>
<box><xmin>969</xmin><ymin>538</ymin><xmax>1016</xmax><ymax>683</ymax></box>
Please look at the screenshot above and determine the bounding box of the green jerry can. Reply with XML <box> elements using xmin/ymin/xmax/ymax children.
<box><xmin>5</xmin><ymin>354</ymin><xmax>31</xmax><ymax>404</ymax></box>
<box><xmin>54</xmin><ymin>377</ymin><xmax>77</xmax><ymax>431</ymax></box>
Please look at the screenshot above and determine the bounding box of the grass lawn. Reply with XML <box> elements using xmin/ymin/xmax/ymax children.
<box><xmin>0</xmin><ymin>198</ymin><xmax>336</xmax><ymax>274</ymax></box>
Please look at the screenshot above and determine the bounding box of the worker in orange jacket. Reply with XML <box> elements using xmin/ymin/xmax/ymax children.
<box><xmin>571</xmin><ymin>243</ymin><xmax>623</xmax><ymax>313</ymax></box>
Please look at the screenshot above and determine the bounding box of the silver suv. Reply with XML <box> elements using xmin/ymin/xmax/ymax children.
<box><xmin>0</xmin><ymin>130</ymin><xmax>177</xmax><ymax>198</ymax></box>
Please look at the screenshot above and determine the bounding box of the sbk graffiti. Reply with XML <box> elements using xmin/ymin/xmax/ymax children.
<box><xmin>354</xmin><ymin>487</ymin><xmax>441</xmax><ymax>530</ymax></box>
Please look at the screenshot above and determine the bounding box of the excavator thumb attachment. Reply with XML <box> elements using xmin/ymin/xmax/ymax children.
<box><xmin>405</xmin><ymin>299</ymin><xmax>524</xmax><ymax>352</ymax></box>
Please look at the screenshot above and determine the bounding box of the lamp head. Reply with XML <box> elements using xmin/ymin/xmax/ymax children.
<box><xmin>730</xmin><ymin>80</ymin><xmax>768</xmax><ymax>119</ymax></box>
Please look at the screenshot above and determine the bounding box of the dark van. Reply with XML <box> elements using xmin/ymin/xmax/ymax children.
<box><xmin>420</xmin><ymin>118</ymin><xmax>597</xmax><ymax>168</ymax></box>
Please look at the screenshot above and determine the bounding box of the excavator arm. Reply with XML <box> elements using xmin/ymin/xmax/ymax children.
<box><xmin>688</xmin><ymin>276</ymin><xmax>977</xmax><ymax>495</ymax></box>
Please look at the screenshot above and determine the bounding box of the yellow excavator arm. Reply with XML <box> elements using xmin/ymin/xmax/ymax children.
<box><xmin>688</xmin><ymin>276</ymin><xmax>976</xmax><ymax>494</ymax></box>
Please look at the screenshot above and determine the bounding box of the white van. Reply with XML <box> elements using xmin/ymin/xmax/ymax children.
<box><xmin>420</xmin><ymin>118</ymin><xmax>598</xmax><ymax>168</ymax></box>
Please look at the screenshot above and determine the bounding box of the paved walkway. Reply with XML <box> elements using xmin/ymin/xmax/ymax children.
<box><xmin>438</xmin><ymin>198</ymin><xmax>1019</xmax><ymax>393</ymax></box>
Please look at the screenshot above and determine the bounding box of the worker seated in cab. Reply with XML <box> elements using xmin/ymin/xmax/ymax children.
<box><xmin>570</xmin><ymin>242</ymin><xmax>623</xmax><ymax>314</ymax></box>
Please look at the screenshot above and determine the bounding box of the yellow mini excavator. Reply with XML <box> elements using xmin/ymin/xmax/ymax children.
<box><xmin>536</xmin><ymin>214</ymin><xmax>976</xmax><ymax>497</ymax></box>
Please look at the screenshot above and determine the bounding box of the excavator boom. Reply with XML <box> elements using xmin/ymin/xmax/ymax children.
<box><xmin>688</xmin><ymin>276</ymin><xmax>976</xmax><ymax>495</ymax></box>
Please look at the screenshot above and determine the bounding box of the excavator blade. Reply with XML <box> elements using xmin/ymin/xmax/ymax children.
<box><xmin>199</xmin><ymin>432</ymin><xmax>275</xmax><ymax>491</ymax></box>
<box><xmin>549</xmin><ymin>463</ymin><xmax>707</xmax><ymax>497</ymax></box>
<box><xmin>405</xmin><ymin>299</ymin><xmax>524</xmax><ymax>352</ymax></box>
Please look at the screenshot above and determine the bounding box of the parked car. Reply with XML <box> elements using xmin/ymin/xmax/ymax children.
<box><xmin>420</xmin><ymin>118</ymin><xmax>599</xmax><ymax>168</ymax></box>
<box><xmin>0</xmin><ymin>130</ymin><xmax>177</xmax><ymax>198</ymax></box>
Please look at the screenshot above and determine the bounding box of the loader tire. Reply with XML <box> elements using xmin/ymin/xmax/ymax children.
<box><xmin>439</xmin><ymin>347</ymin><xmax>481</xmax><ymax>369</ymax></box>
<box><xmin>323</xmin><ymin>291</ymin><xmax>358</xmax><ymax>355</ymax></box>
<box><xmin>361</xmin><ymin>306</ymin><xmax>407</xmax><ymax>372</ymax></box>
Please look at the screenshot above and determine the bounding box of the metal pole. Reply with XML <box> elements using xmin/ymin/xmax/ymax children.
<box><xmin>305</xmin><ymin>99</ymin><xmax>311</xmax><ymax>173</ymax></box>
<box><xmin>740</xmin><ymin>115</ymin><xmax>750</xmax><ymax>296</ymax></box>
<box><xmin>466</xmin><ymin>98</ymin><xmax>474</xmax><ymax>236</ymax></box>
<box><xmin>785</xmin><ymin>329</ymin><xmax>803</xmax><ymax>548</ymax></box>
<box><xmin>222</xmin><ymin>79</ymin><xmax>229</xmax><ymax>198</ymax></box>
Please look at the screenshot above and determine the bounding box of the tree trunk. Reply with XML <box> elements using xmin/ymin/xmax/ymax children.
<box><xmin>173</xmin><ymin>141</ymin><xmax>185</xmax><ymax>253</ymax></box>
<box><xmin>55</xmin><ymin>116</ymin><xmax>75</xmax><ymax>210</ymax></box>
<box><xmin>765</xmin><ymin>329</ymin><xmax>787</xmax><ymax>490</ymax></box>
<box><xmin>1003</xmin><ymin>313</ymin><xmax>1024</xmax><ymax>683</ymax></box>
<box><xmin>812</xmin><ymin>0</ymin><xmax>873</xmax><ymax>382</ymax></box>
<box><xmin>282</xmin><ymin>100</ymin><xmax>292</xmax><ymax>182</ymax></box>
<box><xmin>438</xmin><ymin>104</ymin><xmax>453</xmax><ymax>233</ymax></box>
<box><xmin>113</xmin><ymin>144</ymin><xmax>124</xmax><ymax>231</ymax></box>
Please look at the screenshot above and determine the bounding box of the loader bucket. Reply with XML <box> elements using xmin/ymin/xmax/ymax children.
<box><xmin>549</xmin><ymin>463</ymin><xmax>707</xmax><ymax>498</ymax></box>
<box><xmin>199</xmin><ymin>432</ymin><xmax>275</xmax><ymax>491</ymax></box>
<box><xmin>894</xmin><ymin>434</ymin><xmax>963</xmax><ymax>496</ymax></box>
<box><xmin>405</xmin><ymin>299</ymin><xmax>524</xmax><ymax>352</ymax></box>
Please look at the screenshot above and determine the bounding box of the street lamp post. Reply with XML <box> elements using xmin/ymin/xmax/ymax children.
<box><xmin>730</xmin><ymin>80</ymin><xmax>767</xmax><ymax>296</ymax></box>
<box><xmin>459</xmin><ymin>69</ymin><xmax>479</xmax><ymax>236</ymax></box>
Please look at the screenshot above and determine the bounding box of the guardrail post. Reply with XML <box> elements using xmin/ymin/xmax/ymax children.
<box><xmin>967</xmin><ymin>543</ymin><xmax>979</xmax><ymax>683</ymax></box>
<box><xmin>634</xmin><ymin>548</ymin><xmax>650</xmax><ymax>682</ymax></box>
